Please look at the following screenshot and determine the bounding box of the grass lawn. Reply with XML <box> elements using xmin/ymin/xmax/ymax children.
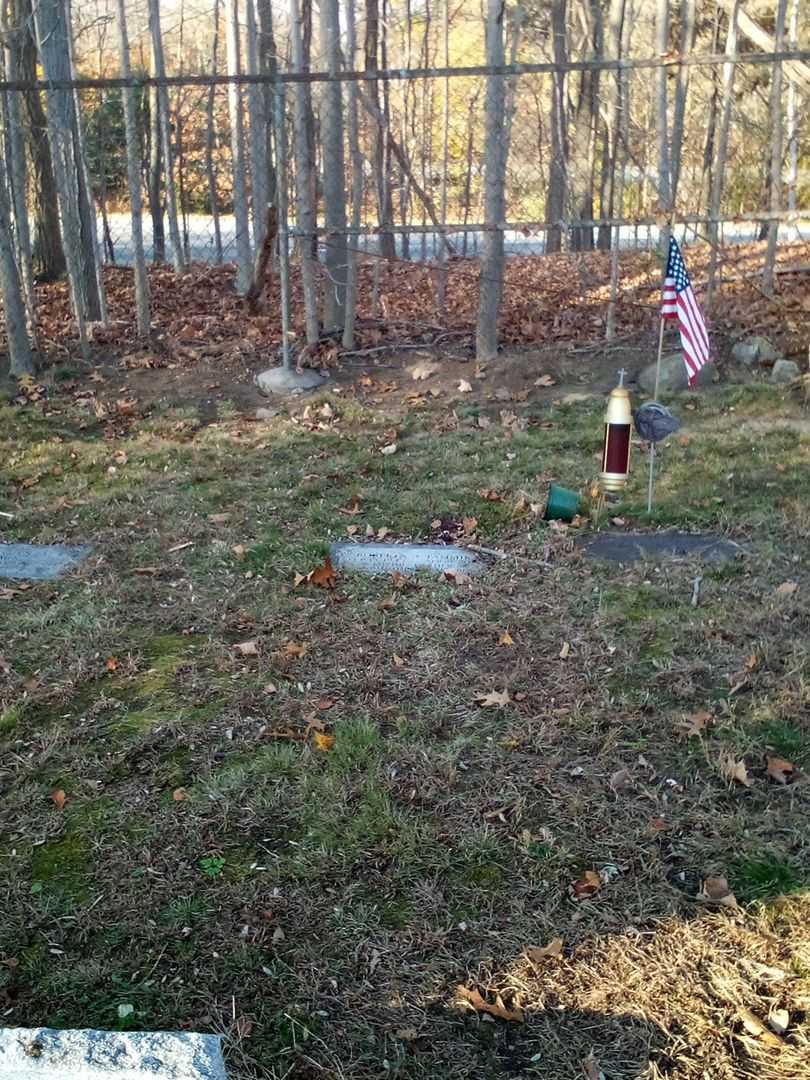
<box><xmin>2</xmin><ymin>373</ymin><xmax>810</xmax><ymax>1079</ymax></box>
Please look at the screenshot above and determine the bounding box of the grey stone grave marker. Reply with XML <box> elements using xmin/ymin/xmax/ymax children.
<box><xmin>0</xmin><ymin>543</ymin><xmax>91</xmax><ymax>581</ymax></box>
<box><xmin>582</xmin><ymin>530</ymin><xmax>743</xmax><ymax>564</ymax></box>
<box><xmin>329</xmin><ymin>542</ymin><xmax>488</xmax><ymax>577</ymax></box>
<box><xmin>0</xmin><ymin>1028</ymin><xmax>226</xmax><ymax>1080</ymax></box>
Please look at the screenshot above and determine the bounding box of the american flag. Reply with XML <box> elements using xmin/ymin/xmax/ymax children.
<box><xmin>661</xmin><ymin>236</ymin><xmax>710</xmax><ymax>387</ymax></box>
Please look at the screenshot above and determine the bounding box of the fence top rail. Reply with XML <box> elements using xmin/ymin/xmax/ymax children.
<box><xmin>1</xmin><ymin>47</ymin><xmax>809</xmax><ymax>93</ymax></box>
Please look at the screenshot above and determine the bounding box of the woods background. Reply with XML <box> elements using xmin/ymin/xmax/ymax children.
<box><xmin>0</xmin><ymin>0</ymin><xmax>808</xmax><ymax>377</ymax></box>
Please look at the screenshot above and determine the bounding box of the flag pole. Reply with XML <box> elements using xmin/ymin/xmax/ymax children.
<box><xmin>649</xmin><ymin>282</ymin><xmax>667</xmax><ymax>513</ymax></box>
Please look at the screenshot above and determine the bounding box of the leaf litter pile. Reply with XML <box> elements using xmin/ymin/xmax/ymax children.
<box><xmin>24</xmin><ymin>240</ymin><xmax>810</xmax><ymax>370</ymax></box>
<box><xmin>2</xmin><ymin>345</ymin><xmax>810</xmax><ymax>1078</ymax></box>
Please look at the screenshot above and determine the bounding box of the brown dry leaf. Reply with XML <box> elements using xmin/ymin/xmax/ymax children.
<box><xmin>498</xmin><ymin>631</ymin><xmax>515</xmax><ymax>647</ymax></box>
<box><xmin>313</xmin><ymin>731</ymin><xmax>335</xmax><ymax>752</ymax></box>
<box><xmin>444</xmin><ymin>570</ymin><xmax>472</xmax><ymax>586</ymax></box>
<box><xmin>308</xmin><ymin>555</ymin><xmax>337</xmax><ymax>589</ymax></box>
<box><xmin>677</xmin><ymin>709</ymin><xmax>712</xmax><ymax>737</ymax></box>
<box><xmin>559</xmin><ymin>641</ymin><xmax>571</xmax><ymax>659</ymax></box>
<box><xmin>737</xmin><ymin>1007</ymin><xmax>785</xmax><ymax>1049</ymax></box>
<box><xmin>411</xmin><ymin>361</ymin><xmax>439</xmax><ymax>381</ymax></box>
<box><xmin>609</xmin><ymin>768</ymin><xmax>632</xmax><ymax>793</ymax></box>
<box><xmin>457</xmin><ymin>985</ymin><xmax>523</xmax><ymax>1024</ymax></box>
<box><xmin>339</xmin><ymin>498</ymin><xmax>362</xmax><ymax>516</ymax></box>
<box><xmin>478</xmin><ymin>488</ymin><xmax>502</xmax><ymax>502</ymax></box>
<box><xmin>462</xmin><ymin>516</ymin><xmax>478</xmax><ymax>535</ymax></box>
<box><xmin>745</xmin><ymin>653</ymin><xmax>759</xmax><ymax>671</ymax></box>
<box><xmin>766</xmin><ymin>754</ymin><xmax>798</xmax><ymax>785</ymax></box>
<box><xmin>475</xmin><ymin>689</ymin><xmax>511</xmax><ymax>708</ymax></box>
<box><xmin>209</xmin><ymin>513</ymin><xmax>230</xmax><ymax>524</ymax></box>
<box><xmin>232</xmin><ymin>544</ymin><xmax>246</xmax><ymax>559</ymax></box>
<box><xmin>458</xmin><ymin>379</ymin><xmax>473</xmax><ymax>393</ymax></box>
<box><xmin>346</xmin><ymin>524</ymin><xmax>359</xmax><ymax>537</ymax></box>
<box><xmin>283</xmin><ymin>641</ymin><xmax>308</xmax><ymax>659</ymax></box>
<box><xmin>775</xmin><ymin>581</ymin><xmax>798</xmax><ymax>598</ymax></box>
<box><xmin>393</xmin><ymin>654</ymin><xmax>405</xmax><ymax>667</ymax></box>
<box><xmin>50</xmin><ymin>789</ymin><xmax>66</xmax><ymax>811</ymax></box>
<box><xmin>264</xmin><ymin>682</ymin><xmax>278</xmax><ymax>695</ymax></box>
<box><xmin>377</xmin><ymin>527</ymin><xmax>390</xmax><ymax>541</ymax></box>
<box><xmin>293</xmin><ymin>572</ymin><xmax>307</xmax><ymax>588</ymax></box>
<box><xmin>172</xmin><ymin>787</ymin><xmax>188</xmax><ymax>802</ymax></box>
<box><xmin>725</xmin><ymin>758</ymin><xmax>754</xmax><ymax>788</ymax></box>
<box><xmin>133</xmin><ymin>566</ymin><xmax>158</xmax><ymax>576</ymax></box>
<box><xmin>698</xmin><ymin>875</ymin><xmax>738</xmax><ymax>908</ymax></box>
<box><xmin>525</xmin><ymin>938</ymin><xmax>564</xmax><ymax>964</ymax></box>
<box><xmin>234</xmin><ymin>1016</ymin><xmax>254</xmax><ymax>1039</ymax></box>
<box><xmin>105</xmin><ymin>656</ymin><xmax>119</xmax><ymax>672</ymax></box>
<box><xmin>512</xmin><ymin>495</ymin><xmax>529</xmax><ymax>516</ymax></box>
<box><xmin>534</xmin><ymin>374</ymin><xmax>556</xmax><ymax>387</ymax></box>
<box><xmin>582</xmin><ymin>1052</ymin><xmax>606</xmax><ymax>1080</ymax></box>
<box><xmin>477</xmin><ymin>414</ymin><xmax>492</xmax><ymax>430</ymax></box>
<box><xmin>234</xmin><ymin>640</ymin><xmax>259</xmax><ymax>657</ymax></box>
<box><xmin>380</xmin><ymin>442</ymin><xmax>398</xmax><ymax>456</ymax></box>
<box><xmin>569</xmin><ymin>870</ymin><xmax>602</xmax><ymax>902</ymax></box>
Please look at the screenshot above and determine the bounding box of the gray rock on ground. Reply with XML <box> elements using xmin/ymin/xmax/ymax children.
<box><xmin>638</xmin><ymin>353</ymin><xmax>712</xmax><ymax>395</ymax></box>
<box><xmin>256</xmin><ymin>366</ymin><xmax>326</xmax><ymax>396</ymax></box>
<box><xmin>731</xmin><ymin>335</ymin><xmax>781</xmax><ymax>367</ymax></box>
<box><xmin>770</xmin><ymin>359</ymin><xmax>801</xmax><ymax>384</ymax></box>
<box><xmin>0</xmin><ymin>1028</ymin><xmax>226</xmax><ymax>1079</ymax></box>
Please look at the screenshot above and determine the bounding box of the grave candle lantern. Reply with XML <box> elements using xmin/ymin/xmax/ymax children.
<box><xmin>599</xmin><ymin>369</ymin><xmax>632</xmax><ymax>493</ymax></box>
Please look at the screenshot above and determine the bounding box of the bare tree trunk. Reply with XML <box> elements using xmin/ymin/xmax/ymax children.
<box><xmin>436</xmin><ymin>0</ymin><xmax>451</xmax><ymax>314</ymax></box>
<box><xmin>15</xmin><ymin>0</ymin><xmax>65</xmax><ymax>282</ymax></box>
<box><xmin>707</xmin><ymin>0</ymin><xmax>739</xmax><ymax>309</ymax></box>
<box><xmin>598</xmin><ymin>0</ymin><xmax>625</xmax><ymax>252</ymax></box>
<box><xmin>96</xmin><ymin>91</ymin><xmax>115</xmax><ymax>264</ymax></box>
<box><xmin>1</xmin><ymin>7</ymin><xmax>36</xmax><ymax>329</ymax></box>
<box><xmin>607</xmin><ymin>9</ymin><xmax>631</xmax><ymax>339</ymax></box>
<box><xmin>33</xmin><ymin>0</ymin><xmax>104</xmax><ymax>344</ymax></box>
<box><xmin>670</xmin><ymin>0</ymin><xmax>695</xmax><ymax>207</ymax></box>
<box><xmin>147</xmin><ymin>77</ymin><xmax>165</xmax><ymax>263</ymax></box>
<box><xmin>569</xmin><ymin>1</ymin><xmax>602</xmax><ymax>252</ymax></box>
<box><xmin>0</xmin><ymin>158</ymin><xmax>34</xmax><ymax>375</ymax></box>
<box><xmin>547</xmin><ymin>0</ymin><xmax>567</xmax><ymax>254</ymax></box>
<box><xmin>475</xmin><ymin>0</ymin><xmax>507</xmax><ymax>362</ymax></box>
<box><xmin>366</xmin><ymin>0</ymin><xmax>395</xmax><ymax>258</ymax></box>
<box><xmin>786</xmin><ymin>0</ymin><xmax>799</xmax><ymax>213</ymax></box>
<box><xmin>114</xmin><ymin>0</ymin><xmax>150</xmax><ymax>337</ymax></box>
<box><xmin>319</xmin><ymin>0</ymin><xmax>347</xmax><ymax>330</ymax></box>
<box><xmin>343</xmin><ymin>0</ymin><xmax>363</xmax><ymax>349</ymax></box>
<box><xmin>290</xmin><ymin>0</ymin><xmax>320</xmax><ymax>343</ymax></box>
<box><xmin>205</xmin><ymin>0</ymin><xmax>223</xmax><ymax>263</ymax></box>
<box><xmin>224</xmin><ymin>0</ymin><xmax>252</xmax><ymax>292</ymax></box>
<box><xmin>461</xmin><ymin>87</ymin><xmax>481</xmax><ymax>257</ymax></box>
<box><xmin>246</xmin><ymin>0</ymin><xmax>269</xmax><ymax>247</ymax></box>
<box><xmin>254</xmin><ymin>0</ymin><xmax>278</xmax><ymax>208</ymax></box>
<box><xmin>148</xmin><ymin>0</ymin><xmax>185</xmax><ymax>273</ymax></box>
<box><xmin>699</xmin><ymin>5</ymin><xmax>722</xmax><ymax>213</ymax></box>
<box><xmin>763</xmin><ymin>0</ymin><xmax>788</xmax><ymax>296</ymax></box>
<box><xmin>655</xmin><ymin>0</ymin><xmax>671</xmax><ymax>225</ymax></box>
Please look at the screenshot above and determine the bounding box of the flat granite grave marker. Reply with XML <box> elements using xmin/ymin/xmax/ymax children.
<box><xmin>0</xmin><ymin>1028</ymin><xmax>226</xmax><ymax>1080</ymax></box>
<box><xmin>329</xmin><ymin>541</ymin><xmax>488</xmax><ymax>576</ymax></box>
<box><xmin>0</xmin><ymin>543</ymin><xmax>91</xmax><ymax>581</ymax></box>
<box><xmin>582</xmin><ymin>530</ymin><xmax>743</xmax><ymax>564</ymax></box>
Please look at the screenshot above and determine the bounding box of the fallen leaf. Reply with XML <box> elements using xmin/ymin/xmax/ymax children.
<box><xmin>234</xmin><ymin>1015</ymin><xmax>253</xmax><ymax>1039</ymax></box>
<box><xmin>766</xmin><ymin>754</ymin><xmax>798</xmax><ymax>785</ymax></box>
<box><xmin>569</xmin><ymin>870</ymin><xmax>602</xmax><ymax>901</ymax></box>
<box><xmin>317</xmin><ymin>698</ymin><xmax>336</xmax><ymax>711</ymax></box>
<box><xmin>462</xmin><ymin>516</ymin><xmax>478</xmax><ymax>535</ymax></box>
<box><xmin>457</xmin><ymin>985</ymin><xmax>523</xmax><ymax>1023</ymax></box>
<box><xmin>411</xmin><ymin>361</ymin><xmax>439</xmax><ymax>381</ymax></box>
<box><xmin>105</xmin><ymin>656</ymin><xmax>119</xmax><ymax>672</ymax></box>
<box><xmin>339</xmin><ymin>498</ymin><xmax>362</xmax><ymax>516</ymax></box>
<box><xmin>525</xmin><ymin>938</ymin><xmax>564</xmax><ymax>964</ymax></box>
<box><xmin>172</xmin><ymin>787</ymin><xmax>188</xmax><ymax>802</ymax></box>
<box><xmin>50</xmin><ymin>789</ymin><xmax>66</xmax><ymax>811</ymax></box>
<box><xmin>494</xmin><ymin>387</ymin><xmax>512</xmax><ymax>402</ymax></box>
<box><xmin>698</xmin><ymin>875</ymin><xmax>738</xmax><ymax>908</ymax></box>
<box><xmin>458</xmin><ymin>379</ymin><xmax>473</xmax><ymax>393</ymax></box>
<box><xmin>293</xmin><ymin>572</ymin><xmax>307</xmax><ymax>588</ymax></box>
<box><xmin>512</xmin><ymin>495</ymin><xmax>529</xmax><ymax>515</ymax></box>
<box><xmin>133</xmin><ymin>566</ymin><xmax>158</xmax><ymax>576</ymax></box>
<box><xmin>478</xmin><ymin>487</ymin><xmax>502</xmax><ymax>502</ymax></box>
<box><xmin>745</xmin><ymin>653</ymin><xmax>759</xmax><ymax>671</ymax></box>
<box><xmin>775</xmin><ymin>581</ymin><xmax>798</xmax><ymax>598</ymax></box>
<box><xmin>282</xmin><ymin>641</ymin><xmax>308</xmax><ymax>659</ymax></box>
<box><xmin>475</xmin><ymin>689</ymin><xmax>511</xmax><ymax>708</ymax></box>
<box><xmin>498</xmin><ymin>631</ymin><xmax>515</xmax><ymax>647</ymax></box>
<box><xmin>559</xmin><ymin>641</ymin><xmax>571</xmax><ymax>659</ymax></box>
<box><xmin>263</xmin><ymin>682</ymin><xmax>278</xmax><ymax>694</ymax></box>
<box><xmin>234</xmin><ymin>640</ymin><xmax>259</xmax><ymax>657</ymax></box>
<box><xmin>232</xmin><ymin>544</ymin><xmax>246</xmax><ymax>559</ymax></box>
<box><xmin>209</xmin><ymin>513</ymin><xmax>230</xmax><ymax>524</ymax></box>
<box><xmin>380</xmin><ymin>442</ymin><xmax>398</xmax><ymax>455</ymax></box>
<box><xmin>309</xmin><ymin>555</ymin><xmax>337</xmax><ymax>589</ymax></box>
<box><xmin>737</xmin><ymin>1007</ymin><xmax>785</xmax><ymax>1048</ymax></box>
<box><xmin>677</xmin><ymin>709</ymin><xmax>712</xmax><ymax>736</ymax></box>
<box><xmin>724</xmin><ymin>758</ymin><xmax>754</xmax><ymax>788</ymax></box>
<box><xmin>534</xmin><ymin>374</ymin><xmax>555</xmax><ymax>387</ymax></box>
<box><xmin>393</xmin><ymin>654</ymin><xmax>405</xmax><ymax>667</ymax></box>
<box><xmin>444</xmin><ymin>570</ymin><xmax>472</xmax><ymax>586</ymax></box>
<box><xmin>346</xmin><ymin>524</ymin><xmax>359</xmax><ymax>536</ymax></box>
<box><xmin>313</xmin><ymin>731</ymin><xmax>335</xmax><ymax>751</ymax></box>
<box><xmin>582</xmin><ymin>1052</ymin><xmax>606</xmax><ymax>1080</ymax></box>
<box><xmin>609</xmin><ymin>768</ymin><xmax>632</xmax><ymax>793</ymax></box>
<box><xmin>377</xmin><ymin>527</ymin><xmax>390</xmax><ymax>540</ymax></box>
<box><xmin>768</xmin><ymin>1008</ymin><xmax>790</xmax><ymax>1036</ymax></box>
